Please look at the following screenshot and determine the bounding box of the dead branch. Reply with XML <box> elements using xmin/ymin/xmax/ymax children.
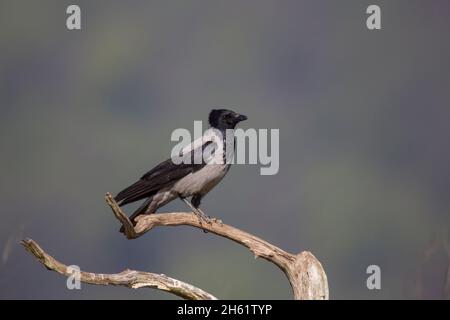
<box><xmin>21</xmin><ymin>238</ymin><xmax>217</xmax><ymax>300</ymax></box>
<box><xmin>21</xmin><ymin>193</ymin><xmax>329</xmax><ymax>300</ymax></box>
<box><xmin>106</xmin><ymin>192</ymin><xmax>329</xmax><ymax>300</ymax></box>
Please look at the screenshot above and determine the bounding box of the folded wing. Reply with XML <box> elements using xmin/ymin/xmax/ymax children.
<box><xmin>115</xmin><ymin>141</ymin><xmax>214</xmax><ymax>206</ymax></box>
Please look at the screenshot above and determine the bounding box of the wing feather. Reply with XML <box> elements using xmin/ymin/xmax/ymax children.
<box><xmin>115</xmin><ymin>141</ymin><xmax>214</xmax><ymax>206</ymax></box>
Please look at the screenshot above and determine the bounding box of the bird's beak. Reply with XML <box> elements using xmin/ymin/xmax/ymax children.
<box><xmin>235</xmin><ymin>113</ymin><xmax>248</xmax><ymax>122</ymax></box>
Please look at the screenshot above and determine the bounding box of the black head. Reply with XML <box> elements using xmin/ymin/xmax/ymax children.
<box><xmin>208</xmin><ymin>109</ymin><xmax>248</xmax><ymax>130</ymax></box>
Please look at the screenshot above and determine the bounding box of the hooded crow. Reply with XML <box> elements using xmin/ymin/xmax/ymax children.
<box><xmin>115</xmin><ymin>109</ymin><xmax>247</xmax><ymax>232</ymax></box>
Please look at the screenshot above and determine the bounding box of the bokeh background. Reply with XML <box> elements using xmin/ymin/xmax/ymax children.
<box><xmin>1</xmin><ymin>0</ymin><xmax>450</xmax><ymax>299</ymax></box>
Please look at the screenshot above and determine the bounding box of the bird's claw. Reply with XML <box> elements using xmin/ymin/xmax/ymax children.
<box><xmin>192</xmin><ymin>211</ymin><xmax>211</xmax><ymax>233</ymax></box>
<box><xmin>211</xmin><ymin>217</ymin><xmax>223</xmax><ymax>225</ymax></box>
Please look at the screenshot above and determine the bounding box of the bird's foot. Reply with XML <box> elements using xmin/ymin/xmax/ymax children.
<box><xmin>196</xmin><ymin>210</ymin><xmax>223</xmax><ymax>226</ymax></box>
<box><xmin>211</xmin><ymin>217</ymin><xmax>223</xmax><ymax>225</ymax></box>
<box><xmin>191</xmin><ymin>210</ymin><xmax>211</xmax><ymax>233</ymax></box>
<box><xmin>195</xmin><ymin>208</ymin><xmax>213</xmax><ymax>225</ymax></box>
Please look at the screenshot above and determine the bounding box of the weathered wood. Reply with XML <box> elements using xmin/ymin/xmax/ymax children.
<box><xmin>21</xmin><ymin>239</ymin><xmax>217</xmax><ymax>300</ymax></box>
<box><xmin>106</xmin><ymin>192</ymin><xmax>329</xmax><ymax>300</ymax></box>
<box><xmin>20</xmin><ymin>193</ymin><xmax>329</xmax><ymax>300</ymax></box>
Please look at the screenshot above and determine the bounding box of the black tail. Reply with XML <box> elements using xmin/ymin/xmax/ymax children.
<box><xmin>119</xmin><ymin>197</ymin><xmax>153</xmax><ymax>234</ymax></box>
<box><xmin>115</xmin><ymin>180</ymin><xmax>154</xmax><ymax>206</ymax></box>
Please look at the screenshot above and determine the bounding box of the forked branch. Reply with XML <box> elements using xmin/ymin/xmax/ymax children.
<box><xmin>21</xmin><ymin>238</ymin><xmax>217</xmax><ymax>300</ymax></box>
<box><xmin>21</xmin><ymin>194</ymin><xmax>328</xmax><ymax>300</ymax></box>
<box><xmin>106</xmin><ymin>192</ymin><xmax>329</xmax><ymax>300</ymax></box>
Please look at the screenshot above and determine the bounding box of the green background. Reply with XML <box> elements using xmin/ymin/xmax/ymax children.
<box><xmin>1</xmin><ymin>0</ymin><xmax>450</xmax><ymax>299</ymax></box>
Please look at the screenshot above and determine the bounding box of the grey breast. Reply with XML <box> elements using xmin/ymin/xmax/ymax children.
<box><xmin>173</xmin><ymin>163</ymin><xmax>230</xmax><ymax>197</ymax></box>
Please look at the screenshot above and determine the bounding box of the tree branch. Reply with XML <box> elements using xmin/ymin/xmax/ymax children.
<box><xmin>106</xmin><ymin>192</ymin><xmax>329</xmax><ymax>300</ymax></box>
<box><xmin>21</xmin><ymin>238</ymin><xmax>217</xmax><ymax>300</ymax></box>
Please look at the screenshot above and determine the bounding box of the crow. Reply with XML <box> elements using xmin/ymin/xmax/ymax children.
<box><xmin>115</xmin><ymin>109</ymin><xmax>247</xmax><ymax>232</ymax></box>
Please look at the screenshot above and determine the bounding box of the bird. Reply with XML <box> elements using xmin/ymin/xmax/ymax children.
<box><xmin>114</xmin><ymin>109</ymin><xmax>247</xmax><ymax>233</ymax></box>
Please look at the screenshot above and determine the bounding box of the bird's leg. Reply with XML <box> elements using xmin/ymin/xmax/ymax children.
<box><xmin>195</xmin><ymin>206</ymin><xmax>220</xmax><ymax>225</ymax></box>
<box><xmin>194</xmin><ymin>206</ymin><xmax>223</xmax><ymax>225</ymax></box>
<box><xmin>182</xmin><ymin>197</ymin><xmax>207</xmax><ymax>220</ymax></box>
<box><xmin>190</xmin><ymin>195</ymin><xmax>213</xmax><ymax>224</ymax></box>
<box><xmin>180</xmin><ymin>197</ymin><xmax>210</xmax><ymax>233</ymax></box>
<box><xmin>196</xmin><ymin>207</ymin><xmax>211</xmax><ymax>220</ymax></box>
<box><xmin>191</xmin><ymin>195</ymin><xmax>222</xmax><ymax>225</ymax></box>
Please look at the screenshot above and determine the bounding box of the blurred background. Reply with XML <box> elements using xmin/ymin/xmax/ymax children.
<box><xmin>1</xmin><ymin>0</ymin><xmax>450</xmax><ymax>299</ymax></box>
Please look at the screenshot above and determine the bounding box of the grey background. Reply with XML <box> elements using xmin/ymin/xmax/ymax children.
<box><xmin>1</xmin><ymin>0</ymin><xmax>450</xmax><ymax>299</ymax></box>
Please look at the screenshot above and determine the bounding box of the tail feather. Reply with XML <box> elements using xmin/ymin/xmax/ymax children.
<box><xmin>119</xmin><ymin>197</ymin><xmax>153</xmax><ymax>234</ymax></box>
<box><xmin>115</xmin><ymin>180</ymin><xmax>154</xmax><ymax>206</ymax></box>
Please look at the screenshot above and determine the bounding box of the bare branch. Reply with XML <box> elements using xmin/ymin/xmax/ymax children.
<box><xmin>105</xmin><ymin>192</ymin><xmax>138</xmax><ymax>238</ymax></box>
<box><xmin>21</xmin><ymin>238</ymin><xmax>217</xmax><ymax>300</ymax></box>
<box><xmin>106</xmin><ymin>192</ymin><xmax>329</xmax><ymax>300</ymax></box>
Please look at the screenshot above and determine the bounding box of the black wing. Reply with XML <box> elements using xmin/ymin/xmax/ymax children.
<box><xmin>115</xmin><ymin>141</ymin><xmax>213</xmax><ymax>206</ymax></box>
